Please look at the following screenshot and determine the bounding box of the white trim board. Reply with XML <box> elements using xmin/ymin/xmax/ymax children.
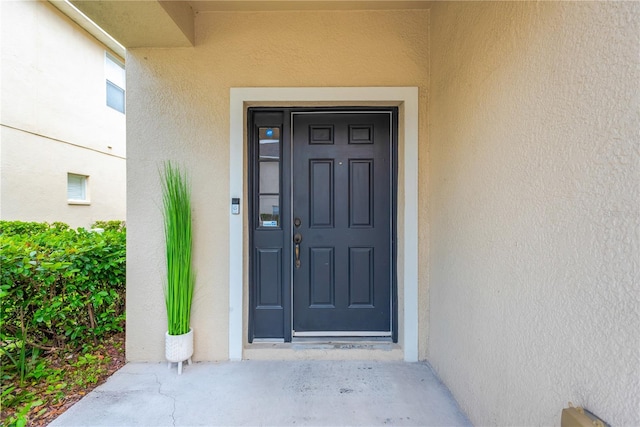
<box><xmin>229</xmin><ymin>87</ymin><xmax>419</xmax><ymax>362</ymax></box>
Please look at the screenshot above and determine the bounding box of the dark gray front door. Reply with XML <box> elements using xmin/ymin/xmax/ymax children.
<box><xmin>292</xmin><ymin>112</ymin><xmax>393</xmax><ymax>334</ymax></box>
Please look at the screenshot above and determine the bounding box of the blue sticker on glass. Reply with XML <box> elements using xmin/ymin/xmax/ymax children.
<box><xmin>266</xmin><ymin>128</ymin><xmax>274</xmax><ymax>138</ymax></box>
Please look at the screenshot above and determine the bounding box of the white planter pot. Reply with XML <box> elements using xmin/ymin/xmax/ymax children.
<box><xmin>165</xmin><ymin>328</ymin><xmax>193</xmax><ymax>374</ymax></box>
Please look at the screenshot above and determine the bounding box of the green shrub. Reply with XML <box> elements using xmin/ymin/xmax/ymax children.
<box><xmin>0</xmin><ymin>221</ymin><xmax>52</xmax><ymax>236</ymax></box>
<box><xmin>91</xmin><ymin>220</ymin><xmax>126</xmax><ymax>233</ymax></box>
<box><xmin>0</xmin><ymin>221</ymin><xmax>126</xmax><ymax>383</ymax></box>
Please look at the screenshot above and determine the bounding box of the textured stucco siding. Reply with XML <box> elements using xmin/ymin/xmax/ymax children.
<box><xmin>0</xmin><ymin>0</ymin><xmax>126</xmax><ymax>228</ymax></box>
<box><xmin>1</xmin><ymin>126</ymin><xmax>126</xmax><ymax>228</ymax></box>
<box><xmin>428</xmin><ymin>2</ymin><xmax>640</xmax><ymax>426</ymax></box>
<box><xmin>125</xmin><ymin>9</ymin><xmax>429</xmax><ymax>362</ymax></box>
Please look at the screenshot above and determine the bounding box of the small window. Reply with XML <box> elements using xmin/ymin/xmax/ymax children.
<box><xmin>257</xmin><ymin>127</ymin><xmax>281</xmax><ymax>228</ymax></box>
<box><xmin>106</xmin><ymin>81</ymin><xmax>125</xmax><ymax>112</ymax></box>
<box><xmin>68</xmin><ymin>173</ymin><xmax>89</xmax><ymax>204</ymax></box>
<box><xmin>105</xmin><ymin>53</ymin><xmax>125</xmax><ymax>113</ymax></box>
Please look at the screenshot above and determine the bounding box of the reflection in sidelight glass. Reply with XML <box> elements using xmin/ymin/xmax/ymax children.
<box><xmin>259</xmin><ymin>127</ymin><xmax>280</xmax><ymax>160</ymax></box>
<box><xmin>259</xmin><ymin>195</ymin><xmax>279</xmax><ymax>227</ymax></box>
<box><xmin>257</xmin><ymin>127</ymin><xmax>281</xmax><ymax>228</ymax></box>
<box><xmin>259</xmin><ymin>162</ymin><xmax>279</xmax><ymax>194</ymax></box>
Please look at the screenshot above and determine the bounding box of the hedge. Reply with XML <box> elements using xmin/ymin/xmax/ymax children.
<box><xmin>0</xmin><ymin>221</ymin><xmax>126</xmax><ymax>376</ymax></box>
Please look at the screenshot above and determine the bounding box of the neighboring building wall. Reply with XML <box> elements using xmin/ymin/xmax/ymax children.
<box><xmin>429</xmin><ymin>2</ymin><xmax>639</xmax><ymax>426</ymax></box>
<box><xmin>0</xmin><ymin>0</ymin><xmax>125</xmax><ymax>229</ymax></box>
<box><xmin>125</xmin><ymin>9</ymin><xmax>429</xmax><ymax>361</ymax></box>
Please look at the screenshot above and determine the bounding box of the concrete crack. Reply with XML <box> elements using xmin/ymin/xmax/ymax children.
<box><xmin>154</xmin><ymin>373</ymin><xmax>177</xmax><ymax>427</ymax></box>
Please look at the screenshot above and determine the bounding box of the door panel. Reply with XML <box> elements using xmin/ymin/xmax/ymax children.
<box><xmin>309</xmin><ymin>247</ymin><xmax>335</xmax><ymax>307</ymax></box>
<box><xmin>349</xmin><ymin>247</ymin><xmax>374</xmax><ymax>307</ymax></box>
<box><xmin>256</xmin><ymin>248</ymin><xmax>281</xmax><ymax>307</ymax></box>
<box><xmin>350</xmin><ymin>160</ymin><xmax>373</xmax><ymax>227</ymax></box>
<box><xmin>292</xmin><ymin>112</ymin><xmax>392</xmax><ymax>333</ymax></box>
<box><xmin>309</xmin><ymin>160</ymin><xmax>334</xmax><ymax>227</ymax></box>
<box><xmin>249</xmin><ymin>111</ymin><xmax>290</xmax><ymax>340</ymax></box>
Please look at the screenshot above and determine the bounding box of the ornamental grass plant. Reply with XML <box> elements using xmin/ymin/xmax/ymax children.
<box><xmin>161</xmin><ymin>162</ymin><xmax>194</xmax><ymax>336</ymax></box>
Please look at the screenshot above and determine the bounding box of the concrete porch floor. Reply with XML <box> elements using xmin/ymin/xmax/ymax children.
<box><xmin>49</xmin><ymin>360</ymin><xmax>471</xmax><ymax>426</ymax></box>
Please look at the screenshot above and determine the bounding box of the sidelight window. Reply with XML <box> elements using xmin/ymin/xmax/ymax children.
<box><xmin>257</xmin><ymin>127</ymin><xmax>280</xmax><ymax>228</ymax></box>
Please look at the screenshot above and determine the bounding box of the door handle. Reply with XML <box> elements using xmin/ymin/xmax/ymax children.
<box><xmin>293</xmin><ymin>233</ymin><xmax>302</xmax><ymax>269</ymax></box>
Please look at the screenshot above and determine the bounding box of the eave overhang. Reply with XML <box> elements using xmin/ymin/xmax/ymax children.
<box><xmin>52</xmin><ymin>1</ymin><xmax>431</xmax><ymax>50</ymax></box>
<box><xmin>53</xmin><ymin>0</ymin><xmax>195</xmax><ymax>50</ymax></box>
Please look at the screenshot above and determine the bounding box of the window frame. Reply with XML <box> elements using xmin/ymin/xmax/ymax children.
<box><xmin>67</xmin><ymin>173</ymin><xmax>90</xmax><ymax>205</ymax></box>
<box><xmin>105</xmin><ymin>52</ymin><xmax>125</xmax><ymax>114</ymax></box>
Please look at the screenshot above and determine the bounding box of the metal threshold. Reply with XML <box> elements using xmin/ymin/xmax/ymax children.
<box><xmin>292</xmin><ymin>336</ymin><xmax>393</xmax><ymax>343</ymax></box>
<box><xmin>293</xmin><ymin>331</ymin><xmax>392</xmax><ymax>338</ymax></box>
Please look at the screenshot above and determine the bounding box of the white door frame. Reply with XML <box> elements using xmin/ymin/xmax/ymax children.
<box><xmin>229</xmin><ymin>87</ymin><xmax>419</xmax><ymax>361</ymax></box>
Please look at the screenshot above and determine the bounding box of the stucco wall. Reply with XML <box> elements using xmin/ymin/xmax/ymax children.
<box><xmin>0</xmin><ymin>0</ymin><xmax>125</xmax><ymax>228</ymax></box>
<box><xmin>125</xmin><ymin>9</ymin><xmax>429</xmax><ymax>361</ymax></box>
<box><xmin>428</xmin><ymin>2</ymin><xmax>640</xmax><ymax>426</ymax></box>
<box><xmin>1</xmin><ymin>126</ymin><xmax>126</xmax><ymax>228</ymax></box>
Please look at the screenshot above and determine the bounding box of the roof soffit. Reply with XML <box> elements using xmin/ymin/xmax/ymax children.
<box><xmin>65</xmin><ymin>0</ymin><xmax>431</xmax><ymax>49</ymax></box>
<box><xmin>188</xmin><ymin>1</ymin><xmax>432</xmax><ymax>12</ymax></box>
<box><xmin>68</xmin><ymin>0</ymin><xmax>195</xmax><ymax>48</ymax></box>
